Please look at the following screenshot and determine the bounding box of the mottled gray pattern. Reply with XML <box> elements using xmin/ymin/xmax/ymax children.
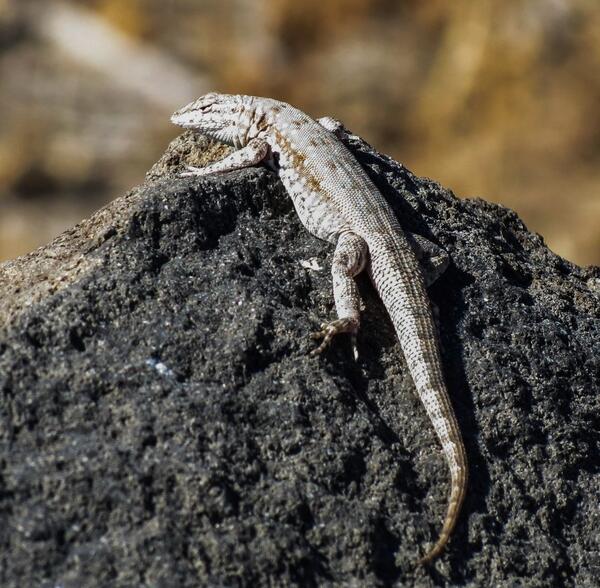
<box><xmin>171</xmin><ymin>93</ymin><xmax>468</xmax><ymax>563</ymax></box>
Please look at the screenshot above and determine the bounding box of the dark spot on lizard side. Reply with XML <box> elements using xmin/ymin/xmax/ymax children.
<box><xmin>307</xmin><ymin>176</ymin><xmax>322</xmax><ymax>191</ymax></box>
<box><xmin>291</xmin><ymin>151</ymin><xmax>306</xmax><ymax>168</ymax></box>
<box><xmin>254</xmin><ymin>111</ymin><xmax>270</xmax><ymax>133</ymax></box>
<box><xmin>272</xmin><ymin>126</ymin><xmax>329</xmax><ymax>201</ymax></box>
<box><xmin>274</xmin><ymin>128</ymin><xmax>307</xmax><ymax>170</ymax></box>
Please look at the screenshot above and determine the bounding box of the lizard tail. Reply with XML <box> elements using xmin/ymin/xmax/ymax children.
<box><xmin>417</xmin><ymin>450</ymin><xmax>468</xmax><ymax>565</ymax></box>
<box><xmin>367</xmin><ymin>239</ymin><xmax>468</xmax><ymax>564</ymax></box>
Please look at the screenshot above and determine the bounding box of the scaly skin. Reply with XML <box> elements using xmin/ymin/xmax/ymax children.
<box><xmin>171</xmin><ymin>93</ymin><xmax>468</xmax><ymax>564</ymax></box>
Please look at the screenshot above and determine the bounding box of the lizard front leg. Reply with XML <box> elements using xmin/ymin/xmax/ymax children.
<box><xmin>181</xmin><ymin>138</ymin><xmax>270</xmax><ymax>176</ymax></box>
<box><xmin>311</xmin><ymin>231</ymin><xmax>368</xmax><ymax>359</ymax></box>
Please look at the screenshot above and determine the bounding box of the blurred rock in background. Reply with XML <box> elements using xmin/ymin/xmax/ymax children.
<box><xmin>1</xmin><ymin>0</ymin><xmax>599</xmax><ymax>264</ymax></box>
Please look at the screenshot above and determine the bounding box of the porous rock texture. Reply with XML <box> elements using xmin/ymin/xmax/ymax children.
<box><xmin>0</xmin><ymin>129</ymin><xmax>598</xmax><ymax>587</ymax></box>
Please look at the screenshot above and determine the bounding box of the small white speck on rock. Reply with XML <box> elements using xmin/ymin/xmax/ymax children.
<box><xmin>300</xmin><ymin>258</ymin><xmax>323</xmax><ymax>271</ymax></box>
<box><xmin>145</xmin><ymin>357</ymin><xmax>174</xmax><ymax>377</ymax></box>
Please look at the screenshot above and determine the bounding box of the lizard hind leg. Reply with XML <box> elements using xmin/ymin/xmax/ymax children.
<box><xmin>310</xmin><ymin>232</ymin><xmax>368</xmax><ymax>359</ymax></box>
<box><xmin>406</xmin><ymin>232</ymin><xmax>449</xmax><ymax>287</ymax></box>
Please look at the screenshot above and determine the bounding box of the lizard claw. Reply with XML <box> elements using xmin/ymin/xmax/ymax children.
<box><xmin>309</xmin><ymin>318</ymin><xmax>359</xmax><ymax>356</ymax></box>
<box><xmin>351</xmin><ymin>334</ymin><xmax>359</xmax><ymax>361</ymax></box>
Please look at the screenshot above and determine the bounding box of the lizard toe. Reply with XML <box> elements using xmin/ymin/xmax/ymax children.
<box><xmin>180</xmin><ymin>165</ymin><xmax>206</xmax><ymax>177</ymax></box>
<box><xmin>309</xmin><ymin>318</ymin><xmax>359</xmax><ymax>356</ymax></box>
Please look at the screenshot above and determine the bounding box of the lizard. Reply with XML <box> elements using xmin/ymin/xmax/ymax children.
<box><xmin>170</xmin><ymin>93</ymin><xmax>468</xmax><ymax>565</ymax></box>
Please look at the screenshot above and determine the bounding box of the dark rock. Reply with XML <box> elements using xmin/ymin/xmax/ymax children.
<box><xmin>0</xmin><ymin>129</ymin><xmax>598</xmax><ymax>587</ymax></box>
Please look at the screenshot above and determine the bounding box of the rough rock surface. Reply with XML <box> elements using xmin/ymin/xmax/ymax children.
<box><xmin>0</xmin><ymin>129</ymin><xmax>598</xmax><ymax>587</ymax></box>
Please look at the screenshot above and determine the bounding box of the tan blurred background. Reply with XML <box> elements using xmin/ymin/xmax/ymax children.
<box><xmin>1</xmin><ymin>0</ymin><xmax>598</xmax><ymax>265</ymax></box>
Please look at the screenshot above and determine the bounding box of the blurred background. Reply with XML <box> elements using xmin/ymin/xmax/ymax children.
<box><xmin>0</xmin><ymin>0</ymin><xmax>598</xmax><ymax>265</ymax></box>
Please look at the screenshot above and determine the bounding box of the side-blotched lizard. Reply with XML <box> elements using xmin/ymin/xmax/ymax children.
<box><xmin>171</xmin><ymin>93</ymin><xmax>468</xmax><ymax>564</ymax></box>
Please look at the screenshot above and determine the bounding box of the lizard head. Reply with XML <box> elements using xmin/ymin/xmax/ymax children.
<box><xmin>171</xmin><ymin>92</ymin><xmax>255</xmax><ymax>147</ymax></box>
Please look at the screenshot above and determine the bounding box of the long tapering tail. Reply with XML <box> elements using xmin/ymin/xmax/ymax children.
<box><xmin>417</xmin><ymin>442</ymin><xmax>468</xmax><ymax>564</ymax></box>
<box><xmin>367</xmin><ymin>236</ymin><xmax>468</xmax><ymax>564</ymax></box>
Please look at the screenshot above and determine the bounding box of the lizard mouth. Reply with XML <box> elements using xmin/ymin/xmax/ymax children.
<box><xmin>170</xmin><ymin>112</ymin><xmax>195</xmax><ymax>128</ymax></box>
<box><xmin>171</xmin><ymin>102</ymin><xmax>214</xmax><ymax>128</ymax></box>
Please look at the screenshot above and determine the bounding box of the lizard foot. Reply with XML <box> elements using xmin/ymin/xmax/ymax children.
<box><xmin>310</xmin><ymin>318</ymin><xmax>359</xmax><ymax>358</ymax></box>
